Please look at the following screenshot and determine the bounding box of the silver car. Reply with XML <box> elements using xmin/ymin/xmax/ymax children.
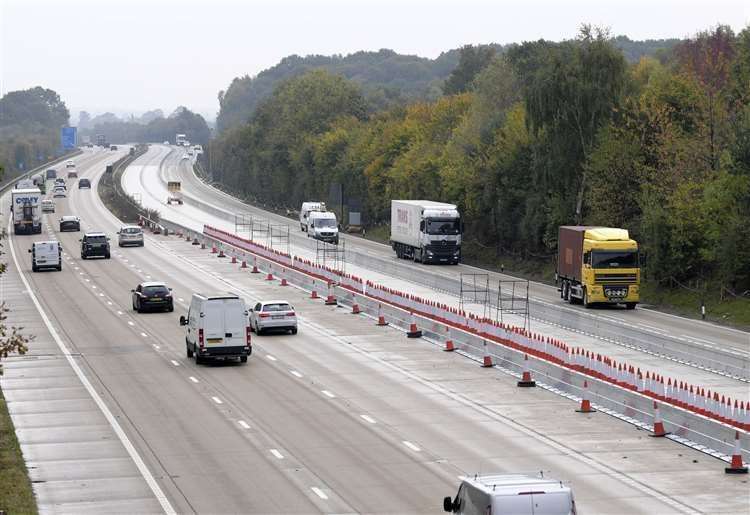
<box><xmin>117</xmin><ymin>225</ymin><xmax>144</xmax><ymax>247</ymax></box>
<box><xmin>249</xmin><ymin>300</ymin><xmax>297</xmax><ymax>335</ymax></box>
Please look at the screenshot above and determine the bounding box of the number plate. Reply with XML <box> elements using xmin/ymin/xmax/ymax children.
<box><xmin>207</xmin><ymin>338</ymin><xmax>223</xmax><ymax>343</ymax></box>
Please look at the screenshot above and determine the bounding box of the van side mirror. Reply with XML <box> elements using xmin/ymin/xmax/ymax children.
<box><xmin>179</xmin><ymin>315</ymin><xmax>187</xmax><ymax>326</ymax></box>
<box><xmin>419</xmin><ymin>221</ymin><xmax>425</xmax><ymax>232</ymax></box>
<box><xmin>443</xmin><ymin>496</ymin><xmax>453</xmax><ymax>512</ymax></box>
<box><xmin>130</xmin><ymin>289</ymin><xmax>135</xmax><ymax>293</ymax></box>
<box><xmin>28</xmin><ymin>249</ymin><xmax>31</xmax><ymax>253</ymax></box>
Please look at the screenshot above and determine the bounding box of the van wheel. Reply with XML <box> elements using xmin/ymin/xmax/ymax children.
<box><xmin>240</xmin><ymin>356</ymin><xmax>248</xmax><ymax>363</ymax></box>
<box><xmin>32</xmin><ymin>264</ymin><xmax>38</xmax><ymax>272</ymax></box>
<box><xmin>105</xmin><ymin>253</ymin><xmax>110</xmax><ymax>259</ymax></box>
<box><xmin>57</xmin><ymin>265</ymin><xmax>62</xmax><ymax>271</ymax></box>
<box><xmin>194</xmin><ymin>347</ymin><xmax>203</xmax><ymax>364</ymax></box>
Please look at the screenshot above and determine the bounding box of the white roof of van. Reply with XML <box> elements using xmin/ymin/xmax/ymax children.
<box><xmin>462</xmin><ymin>475</ymin><xmax>569</xmax><ymax>495</ymax></box>
<box><xmin>394</xmin><ymin>200</ymin><xmax>457</xmax><ymax>209</ymax></box>
<box><xmin>309</xmin><ymin>211</ymin><xmax>336</xmax><ymax>218</ymax></box>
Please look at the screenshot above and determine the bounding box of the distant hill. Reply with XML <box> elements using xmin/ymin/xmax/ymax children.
<box><xmin>216</xmin><ymin>37</ymin><xmax>682</xmax><ymax>133</ymax></box>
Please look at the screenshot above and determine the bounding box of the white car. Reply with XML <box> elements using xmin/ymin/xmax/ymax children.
<box><xmin>65</xmin><ymin>160</ymin><xmax>75</xmax><ymax>168</ymax></box>
<box><xmin>249</xmin><ymin>300</ymin><xmax>297</xmax><ymax>335</ymax></box>
<box><xmin>52</xmin><ymin>187</ymin><xmax>66</xmax><ymax>198</ymax></box>
<box><xmin>163</xmin><ymin>141</ymin><xmax>170</xmax><ymax>145</ymax></box>
<box><xmin>117</xmin><ymin>225</ymin><xmax>144</xmax><ymax>247</ymax></box>
<box><xmin>181</xmin><ymin>153</ymin><xmax>190</xmax><ymax>160</ymax></box>
<box><xmin>41</xmin><ymin>199</ymin><xmax>55</xmax><ymax>213</ymax></box>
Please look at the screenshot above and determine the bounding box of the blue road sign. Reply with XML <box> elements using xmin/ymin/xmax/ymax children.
<box><xmin>61</xmin><ymin>127</ymin><xmax>77</xmax><ymax>150</ymax></box>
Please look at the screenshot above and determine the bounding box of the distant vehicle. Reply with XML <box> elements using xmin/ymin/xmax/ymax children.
<box><xmin>117</xmin><ymin>225</ymin><xmax>144</xmax><ymax>247</ymax></box>
<box><xmin>52</xmin><ymin>187</ymin><xmax>66</xmax><ymax>198</ymax></box>
<box><xmin>66</xmin><ymin>161</ymin><xmax>75</xmax><ymax>169</ymax></box>
<box><xmin>78</xmin><ymin>178</ymin><xmax>91</xmax><ymax>189</ymax></box>
<box><xmin>54</xmin><ymin>178</ymin><xmax>66</xmax><ymax>188</ymax></box>
<box><xmin>175</xmin><ymin>133</ymin><xmax>187</xmax><ymax>146</ymax></box>
<box><xmin>187</xmin><ymin>149</ymin><xmax>194</xmax><ymax>156</ymax></box>
<box><xmin>15</xmin><ymin>178</ymin><xmax>35</xmax><ymax>189</ymax></box>
<box><xmin>443</xmin><ymin>474</ymin><xmax>576</xmax><ymax>515</ymax></box>
<box><xmin>105</xmin><ymin>164</ymin><xmax>114</xmax><ymax>174</ymax></box>
<box><xmin>390</xmin><ymin>200</ymin><xmax>462</xmax><ymax>264</ymax></box>
<box><xmin>59</xmin><ymin>215</ymin><xmax>81</xmax><ymax>232</ymax></box>
<box><xmin>29</xmin><ymin>241</ymin><xmax>62</xmax><ymax>272</ymax></box>
<box><xmin>41</xmin><ymin>199</ymin><xmax>55</xmax><ymax>213</ymax></box>
<box><xmin>300</xmin><ymin>203</ymin><xmax>325</xmax><ymax>231</ymax></box>
<box><xmin>307</xmin><ymin>210</ymin><xmax>339</xmax><ymax>244</ymax></box>
<box><xmin>181</xmin><ymin>153</ymin><xmax>190</xmax><ymax>160</ymax></box>
<box><xmin>80</xmin><ymin>232</ymin><xmax>110</xmax><ymax>259</ymax></box>
<box><xmin>87</xmin><ymin>143</ymin><xmax>94</xmax><ymax>148</ymax></box>
<box><xmin>12</xmin><ymin>188</ymin><xmax>42</xmax><ymax>235</ymax></box>
<box><xmin>166</xmin><ymin>181</ymin><xmax>183</xmax><ymax>204</ymax></box>
<box><xmin>180</xmin><ymin>294</ymin><xmax>251</xmax><ymax>364</ymax></box>
<box><xmin>32</xmin><ymin>173</ymin><xmax>45</xmax><ymax>186</ymax></box>
<box><xmin>249</xmin><ymin>300</ymin><xmax>297</xmax><ymax>335</ymax></box>
<box><xmin>193</xmin><ymin>145</ymin><xmax>203</xmax><ymax>154</ymax></box>
<box><xmin>556</xmin><ymin>226</ymin><xmax>640</xmax><ymax>309</ymax></box>
<box><xmin>163</xmin><ymin>140</ymin><xmax>170</xmax><ymax>145</ymax></box>
<box><xmin>96</xmin><ymin>134</ymin><xmax>107</xmax><ymax>147</ymax></box>
<box><xmin>132</xmin><ymin>282</ymin><xmax>174</xmax><ymax>313</ymax></box>
<box><xmin>67</xmin><ymin>170</ymin><xmax>78</xmax><ymax>179</ymax></box>
<box><xmin>110</xmin><ymin>145</ymin><xmax>118</xmax><ymax>151</ymax></box>
<box><xmin>46</xmin><ymin>168</ymin><xmax>57</xmax><ymax>180</ymax></box>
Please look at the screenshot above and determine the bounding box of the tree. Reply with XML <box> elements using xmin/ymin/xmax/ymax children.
<box><xmin>442</xmin><ymin>45</ymin><xmax>496</xmax><ymax>95</ymax></box>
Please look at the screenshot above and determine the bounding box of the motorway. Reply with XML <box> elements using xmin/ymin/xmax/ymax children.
<box><xmin>1</xmin><ymin>146</ymin><xmax>748</xmax><ymax>513</ymax></box>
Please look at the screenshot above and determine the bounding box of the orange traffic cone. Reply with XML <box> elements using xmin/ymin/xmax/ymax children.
<box><xmin>325</xmin><ymin>282</ymin><xmax>337</xmax><ymax>305</ymax></box>
<box><xmin>726</xmin><ymin>431</ymin><xmax>748</xmax><ymax>474</ymax></box>
<box><xmin>444</xmin><ymin>326</ymin><xmax>455</xmax><ymax>352</ymax></box>
<box><xmin>517</xmin><ymin>354</ymin><xmax>536</xmax><ymax>387</ymax></box>
<box><xmin>650</xmin><ymin>401</ymin><xmax>669</xmax><ymax>437</ymax></box>
<box><xmin>576</xmin><ymin>380</ymin><xmax>595</xmax><ymax>413</ymax></box>
<box><xmin>351</xmin><ymin>302</ymin><xmax>361</xmax><ymax>314</ymax></box>
<box><xmin>251</xmin><ymin>257</ymin><xmax>260</xmax><ymax>273</ymax></box>
<box><xmin>406</xmin><ymin>312</ymin><xmax>422</xmax><ymax>338</ymax></box>
<box><xmin>311</xmin><ymin>281</ymin><xmax>319</xmax><ymax>299</ymax></box>
<box><xmin>376</xmin><ymin>304</ymin><xmax>388</xmax><ymax>326</ymax></box>
<box><xmin>481</xmin><ymin>340</ymin><xmax>493</xmax><ymax>367</ymax></box>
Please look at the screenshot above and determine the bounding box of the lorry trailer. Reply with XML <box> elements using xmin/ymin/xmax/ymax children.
<box><xmin>390</xmin><ymin>200</ymin><xmax>462</xmax><ymax>264</ymax></box>
<box><xmin>12</xmin><ymin>188</ymin><xmax>42</xmax><ymax>235</ymax></box>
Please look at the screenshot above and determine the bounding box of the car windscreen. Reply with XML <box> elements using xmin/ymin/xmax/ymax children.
<box><xmin>122</xmin><ymin>227</ymin><xmax>141</xmax><ymax>234</ymax></box>
<box><xmin>80</xmin><ymin>179</ymin><xmax>90</xmax><ymax>185</ymax></box>
<box><xmin>262</xmin><ymin>303</ymin><xmax>292</xmax><ymax>312</ymax></box>
<box><xmin>62</xmin><ymin>217</ymin><xmax>78</xmax><ymax>222</ymax></box>
<box><xmin>143</xmin><ymin>285</ymin><xmax>169</xmax><ymax>296</ymax></box>
<box><xmin>86</xmin><ymin>235</ymin><xmax>107</xmax><ymax>243</ymax></box>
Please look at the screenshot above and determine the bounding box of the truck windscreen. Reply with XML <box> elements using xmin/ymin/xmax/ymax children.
<box><xmin>425</xmin><ymin>219</ymin><xmax>460</xmax><ymax>235</ymax></box>
<box><xmin>592</xmin><ymin>250</ymin><xmax>638</xmax><ymax>268</ymax></box>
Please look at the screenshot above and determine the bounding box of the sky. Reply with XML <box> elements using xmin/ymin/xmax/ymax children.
<box><xmin>2</xmin><ymin>0</ymin><xmax>748</xmax><ymax>122</ymax></box>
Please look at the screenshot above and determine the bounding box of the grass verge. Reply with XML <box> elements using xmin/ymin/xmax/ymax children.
<box><xmin>0</xmin><ymin>387</ymin><xmax>37</xmax><ymax>515</ymax></box>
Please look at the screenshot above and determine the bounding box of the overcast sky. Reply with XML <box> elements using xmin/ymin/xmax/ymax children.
<box><xmin>2</xmin><ymin>0</ymin><xmax>748</xmax><ymax>122</ymax></box>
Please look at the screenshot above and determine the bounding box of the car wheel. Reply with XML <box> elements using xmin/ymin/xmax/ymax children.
<box><xmin>132</xmin><ymin>301</ymin><xmax>137</xmax><ymax>311</ymax></box>
<box><xmin>32</xmin><ymin>264</ymin><xmax>38</xmax><ymax>273</ymax></box>
<box><xmin>168</xmin><ymin>304</ymin><xmax>174</xmax><ymax>312</ymax></box>
<box><xmin>255</xmin><ymin>321</ymin><xmax>263</xmax><ymax>336</ymax></box>
<box><xmin>240</xmin><ymin>356</ymin><xmax>248</xmax><ymax>363</ymax></box>
<box><xmin>291</xmin><ymin>327</ymin><xmax>298</xmax><ymax>335</ymax></box>
<box><xmin>194</xmin><ymin>345</ymin><xmax>203</xmax><ymax>364</ymax></box>
<box><xmin>186</xmin><ymin>341</ymin><xmax>193</xmax><ymax>358</ymax></box>
<box><xmin>81</xmin><ymin>253</ymin><xmax>86</xmax><ymax>260</ymax></box>
<box><xmin>118</xmin><ymin>243</ymin><xmax>123</xmax><ymax>247</ymax></box>
<box><xmin>105</xmin><ymin>253</ymin><xmax>110</xmax><ymax>259</ymax></box>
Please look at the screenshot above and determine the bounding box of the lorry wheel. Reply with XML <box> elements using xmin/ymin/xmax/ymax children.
<box><xmin>583</xmin><ymin>289</ymin><xmax>591</xmax><ymax>308</ymax></box>
<box><xmin>625</xmin><ymin>302</ymin><xmax>636</xmax><ymax>310</ymax></box>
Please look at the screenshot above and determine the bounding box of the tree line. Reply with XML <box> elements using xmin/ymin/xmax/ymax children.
<box><xmin>208</xmin><ymin>25</ymin><xmax>750</xmax><ymax>296</ymax></box>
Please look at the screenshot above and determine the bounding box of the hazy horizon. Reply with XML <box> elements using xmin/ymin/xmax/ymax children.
<box><xmin>3</xmin><ymin>0</ymin><xmax>749</xmax><ymax>123</ymax></box>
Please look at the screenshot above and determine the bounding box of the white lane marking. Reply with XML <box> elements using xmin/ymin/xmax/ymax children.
<box><xmin>140</xmin><ymin>332</ymin><xmax>148</xmax><ymax>338</ymax></box>
<box><xmin>117</xmin><ymin>310</ymin><xmax>123</xmax><ymax>315</ymax></box>
<box><xmin>321</xmin><ymin>390</ymin><xmax>335</xmax><ymax>398</ymax></box>
<box><xmin>107</xmin><ymin>301</ymin><xmax>113</xmax><ymax>305</ymax></box>
<box><xmin>189</xmin><ymin>376</ymin><xmax>199</xmax><ymax>383</ymax></box>
<box><xmin>74</xmin><ymin>266</ymin><xmax>79</xmax><ymax>270</ymax></box>
<box><xmin>170</xmin><ymin>360</ymin><xmax>179</xmax><ymax>366</ymax></box>
<box><xmin>127</xmin><ymin>321</ymin><xmax>135</xmax><ymax>326</ymax></box>
<box><xmin>212</xmin><ymin>396</ymin><xmax>223</xmax><ymax>404</ymax></box>
<box><xmin>178</xmin><ymin>297</ymin><xmax>184</xmax><ymax>302</ymax></box>
<box><xmin>266</xmin><ymin>355</ymin><xmax>277</xmax><ymax>361</ymax></box>
<box><xmin>152</xmin><ymin>344</ymin><xmax>160</xmax><ymax>350</ymax></box>
<box><xmin>311</xmin><ymin>487</ymin><xmax>328</xmax><ymax>500</ymax></box>
<box><xmin>7</xmin><ymin>222</ymin><xmax>177</xmax><ymax>515</ymax></box>
<box><xmin>146</xmin><ymin>275</ymin><xmax>152</xmax><ymax>279</ymax></box>
<box><xmin>98</xmin><ymin>293</ymin><xmax>104</xmax><ymax>297</ymax></box>
<box><xmin>403</xmin><ymin>441</ymin><xmax>421</xmax><ymax>452</ymax></box>
<box><xmin>85</xmin><ymin>278</ymin><xmax>90</xmax><ymax>282</ymax></box>
<box><xmin>269</xmin><ymin>449</ymin><xmax>284</xmax><ymax>459</ymax></box>
<box><xmin>360</xmin><ymin>414</ymin><xmax>377</xmax><ymax>424</ymax></box>
<box><xmin>238</xmin><ymin>420</ymin><xmax>250</xmax><ymax>429</ymax></box>
<box><xmin>290</xmin><ymin>370</ymin><xmax>303</xmax><ymax>378</ymax></box>
<box><xmin>78</xmin><ymin>271</ymin><xmax>83</xmax><ymax>275</ymax></box>
<box><xmin>91</xmin><ymin>284</ymin><xmax>96</xmax><ymax>289</ymax></box>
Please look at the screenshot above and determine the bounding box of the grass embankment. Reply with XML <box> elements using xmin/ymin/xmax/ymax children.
<box><xmin>0</xmin><ymin>387</ymin><xmax>37</xmax><ymax>515</ymax></box>
<box><xmin>360</xmin><ymin>225</ymin><xmax>750</xmax><ymax>329</ymax></box>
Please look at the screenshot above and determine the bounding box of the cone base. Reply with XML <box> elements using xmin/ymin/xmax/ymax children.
<box><xmin>649</xmin><ymin>432</ymin><xmax>671</xmax><ymax>438</ymax></box>
<box><xmin>251</xmin><ymin>268</ymin><xmax>260</xmax><ymax>274</ymax></box>
<box><xmin>325</xmin><ymin>299</ymin><xmax>337</xmax><ymax>306</ymax></box>
<box><xmin>407</xmin><ymin>331</ymin><xmax>422</xmax><ymax>338</ymax></box>
<box><xmin>517</xmin><ymin>381</ymin><xmax>536</xmax><ymax>387</ymax></box>
<box><xmin>376</xmin><ymin>320</ymin><xmax>388</xmax><ymax>327</ymax></box>
<box><xmin>576</xmin><ymin>408</ymin><xmax>596</xmax><ymax>413</ymax></box>
<box><xmin>192</xmin><ymin>240</ymin><xmax>200</xmax><ymax>245</ymax></box>
<box><xmin>725</xmin><ymin>466</ymin><xmax>748</xmax><ymax>474</ymax></box>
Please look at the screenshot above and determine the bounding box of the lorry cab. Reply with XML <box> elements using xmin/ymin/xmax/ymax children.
<box><xmin>29</xmin><ymin>241</ymin><xmax>62</xmax><ymax>272</ymax></box>
<box><xmin>180</xmin><ymin>294</ymin><xmax>251</xmax><ymax>364</ymax></box>
<box><xmin>307</xmin><ymin>210</ymin><xmax>339</xmax><ymax>244</ymax></box>
<box><xmin>444</xmin><ymin>475</ymin><xmax>576</xmax><ymax>515</ymax></box>
<box><xmin>299</xmin><ymin>202</ymin><xmax>326</xmax><ymax>232</ymax></box>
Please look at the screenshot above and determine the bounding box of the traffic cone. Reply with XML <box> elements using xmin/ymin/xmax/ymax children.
<box><xmin>217</xmin><ymin>247</ymin><xmax>226</xmax><ymax>258</ymax></box>
<box><xmin>231</xmin><ymin>253</ymin><xmax>237</xmax><ymax>264</ymax></box>
<box><xmin>311</xmin><ymin>281</ymin><xmax>319</xmax><ymax>299</ymax></box>
<box><xmin>280</xmin><ymin>270</ymin><xmax>288</xmax><ymax>286</ymax></box>
<box><xmin>725</xmin><ymin>431</ymin><xmax>748</xmax><ymax>474</ymax></box>
<box><xmin>351</xmin><ymin>302</ymin><xmax>361</xmax><ymax>314</ymax></box>
<box><xmin>251</xmin><ymin>257</ymin><xmax>260</xmax><ymax>273</ymax></box>
<box><xmin>266</xmin><ymin>266</ymin><xmax>274</xmax><ymax>281</ymax></box>
<box><xmin>481</xmin><ymin>340</ymin><xmax>493</xmax><ymax>367</ymax></box>
<box><xmin>201</xmin><ymin>240</ymin><xmax>206</xmax><ymax>250</ymax></box>
<box><xmin>325</xmin><ymin>282</ymin><xmax>337</xmax><ymax>305</ymax></box>
<box><xmin>376</xmin><ymin>304</ymin><xmax>388</xmax><ymax>326</ymax></box>
<box><xmin>211</xmin><ymin>244</ymin><xmax>218</xmax><ymax>254</ymax></box>
<box><xmin>192</xmin><ymin>237</ymin><xmax>200</xmax><ymax>245</ymax></box>
<box><xmin>406</xmin><ymin>312</ymin><xmax>422</xmax><ymax>338</ymax></box>
<box><xmin>444</xmin><ymin>325</ymin><xmax>455</xmax><ymax>352</ymax></box>
<box><xmin>517</xmin><ymin>354</ymin><xmax>536</xmax><ymax>387</ymax></box>
<box><xmin>650</xmin><ymin>401</ymin><xmax>670</xmax><ymax>437</ymax></box>
<box><xmin>240</xmin><ymin>258</ymin><xmax>248</xmax><ymax>268</ymax></box>
<box><xmin>576</xmin><ymin>380</ymin><xmax>595</xmax><ymax>413</ymax></box>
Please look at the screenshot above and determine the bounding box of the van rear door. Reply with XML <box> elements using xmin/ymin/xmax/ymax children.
<box><xmin>203</xmin><ymin>300</ymin><xmax>226</xmax><ymax>347</ymax></box>
<box><xmin>530</xmin><ymin>491</ymin><xmax>572</xmax><ymax>514</ymax></box>
<box><xmin>223</xmin><ymin>299</ymin><xmax>246</xmax><ymax>347</ymax></box>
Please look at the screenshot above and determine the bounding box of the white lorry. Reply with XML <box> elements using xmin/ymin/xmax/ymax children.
<box><xmin>390</xmin><ymin>200</ymin><xmax>462</xmax><ymax>264</ymax></box>
<box><xmin>307</xmin><ymin>211</ymin><xmax>339</xmax><ymax>244</ymax></box>
<box><xmin>11</xmin><ymin>188</ymin><xmax>42</xmax><ymax>235</ymax></box>
<box><xmin>443</xmin><ymin>474</ymin><xmax>576</xmax><ymax>515</ymax></box>
<box><xmin>166</xmin><ymin>181</ymin><xmax>183</xmax><ymax>204</ymax></box>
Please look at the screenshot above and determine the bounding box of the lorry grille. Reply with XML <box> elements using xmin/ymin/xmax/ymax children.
<box><xmin>595</xmin><ymin>273</ymin><xmax>637</xmax><ymax>284</ymax></box>
<box><xmin>429</xmin><ymin>240</ymin><xmax>457</xmax><ymax>247</ymax></box>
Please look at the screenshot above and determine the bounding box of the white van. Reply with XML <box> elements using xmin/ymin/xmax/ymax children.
<box><xmin>29</xmin><ymin>241</ymin><xmax>62</xmax><ymax>272</ymax></box>
<box><xmin>299</xmin><ymin>202</ymin><xmax>325</xmax><ymax>232</ymax></box>
<box><xmin>444</xmin><ymin>475</ymin><xmax>576</xmax><ymax>515</ymax></box>
<box><xmin>308</xmin><ymin>210</ymin><xmax>339</xmax><ymax>244</ymax></box>
<box><xmin>180</xmin><ymin>294</ymin><xmax>251</xmax><ymax>364</ymax></box>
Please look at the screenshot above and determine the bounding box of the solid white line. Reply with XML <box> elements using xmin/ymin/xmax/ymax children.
<box><xmin>290</xmin><ymin>370</ymin><xmax>302</xmax><ymax>378</ymax></box>
<box><xmin>360</xmin><ymin>414</ymin><xmax>376</xmax><ymax>424</ymax></box>
<box><xmin>311</xmin><ymin>487</ymin><xmax>328</xmax><ymax>500</ymax></box>
<box><xmin>170</xmin><ymin>360</ymin><xmax>179</xmax><ymax>366</ymax></box>
<box><xmin>7</xmin><ymin>226</ymin><xmax>176</xmax><ymax>515</ymax></box>
<box><xmin>212</xmin><ymin>396</ymin><xmax>223</xmax><ymax>404</ymax></box>
<box><xmin>403</xmin><ymin>441</ymin><xmax>421</xmax><ymax>452</ymax></box>
<box><xmin>321</xmin><ymin>390</ymin><xmax>335</xmax><ymax>398</ymax></box>
<box><xmin>238</xmin><ymin>420</ymin><xmax>250</xmax><ymax>429</ymax></box>
<box><xmin>270</xmin><ymin>449</ymin><xmax>284</xmax><ymax>459</ymax></box>
<box><xmin>189</xmin><ymin>376</ymin><xmax>199</xmax><ymax>383</ymax></box>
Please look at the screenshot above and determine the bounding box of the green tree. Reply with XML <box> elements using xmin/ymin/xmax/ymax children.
<box><xmin>442</xmin><ymin>45</ymin><xmax>496</xmax><ymax>95</ymax></box>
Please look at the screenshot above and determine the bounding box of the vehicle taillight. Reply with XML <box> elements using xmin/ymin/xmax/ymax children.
<box><xmin>287</xmin><ymin>311</ymin><xmax>295</xmax><ymax>317</ymax></box>
<box><xmin>259</xmin><ymin>313</ymin><xmax>270</xmax><ymax>318</ymax></box>
<box><xmin>246</xmin><ymin>326</ymin><xmax>252</xmax><ymax>346</ymax></box>
<box><xmin>198</xmin><ymin>328</ymin><xmax>204</xmax><ymax>348</ymax></box>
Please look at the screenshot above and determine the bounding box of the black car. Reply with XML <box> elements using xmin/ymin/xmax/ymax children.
<box><xmin>59</xmin><ymin>216</ymin><xmax>81</xmax><ymax>232</ymax></box>
<box><xmin>78</xmin><ymin>178</ymin><xmax>91</xmax><ymax>189</ymax></box>
<box><xmin>132</xmin><ymin>282</ymin><xmax>173</xmax><ymax>313</ymax></box>
<box><xmin>80</xmin><ymin>232</ymin><xmax>110</xmax><ymax>259</ymax></box>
